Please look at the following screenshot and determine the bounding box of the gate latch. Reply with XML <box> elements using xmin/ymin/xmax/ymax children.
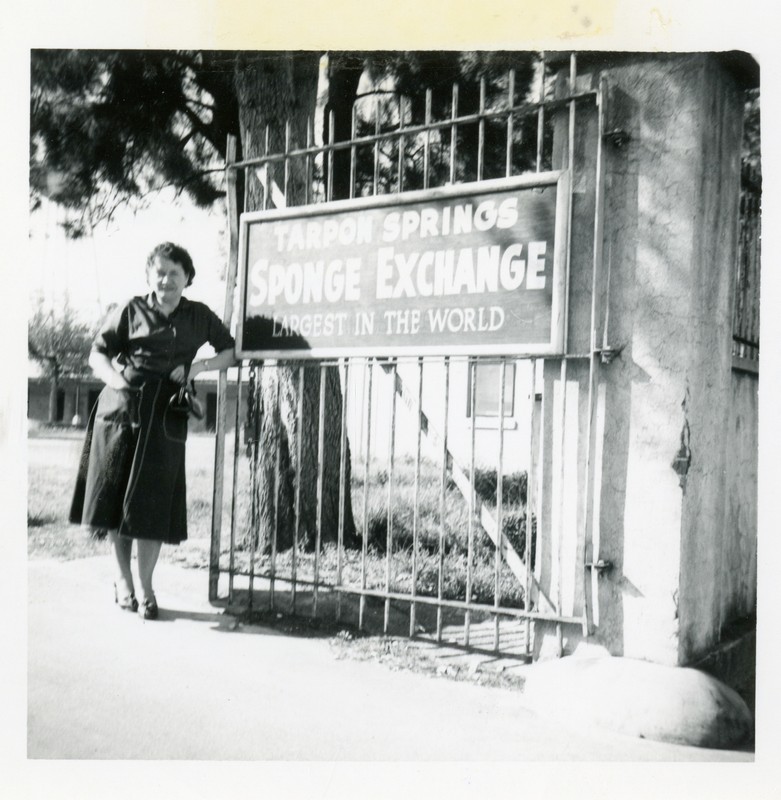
<box><xmin>586</xmin><ymin>559</ymin><xmax>614</xmax><ymax>573</ymax></box>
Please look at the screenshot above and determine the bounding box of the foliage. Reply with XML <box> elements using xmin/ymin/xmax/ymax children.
<box><xmin>30</xmin><ymin>49</ymin><xmax>239</xmax><ymax>235</ymax></box>
<box><xmin>471</xmin><ymin>467</ymin><xmax>527</xmax><ymax>507</ymax></box>
<box><xmin>347</xmin><ymin>51</ymin><xmax>541</xmax><ymax>196</ymax></box>
<box><xmin>28</xmin><ymin>300</ymin><xmax>95</xmax><ymax>380</ymax></box>
<box><xmin>30</xmin><ymin>49</ymin><xmax>542</xmax><ymax>233</ymax></box>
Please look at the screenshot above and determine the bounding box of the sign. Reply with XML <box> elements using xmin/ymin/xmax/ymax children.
<box><xmin>237</xmin><ymin>171</ymin><xmax>570</xmax><ymax>359</ymax></box>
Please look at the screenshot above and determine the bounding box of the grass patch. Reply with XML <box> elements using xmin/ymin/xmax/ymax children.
<box><xmin>29</xmin><ymin>435</ymin><xmax>532</xmax><ymax>610</ymax></box>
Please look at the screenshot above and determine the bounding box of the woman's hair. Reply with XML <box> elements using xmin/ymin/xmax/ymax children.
<box><xmin>146</xmin><ymin>242</ymin><xmax>196</xmax><ymax>287</ymax></box>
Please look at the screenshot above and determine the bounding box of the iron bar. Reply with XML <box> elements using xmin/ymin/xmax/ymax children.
<box><xmin>423</xmin><ymin>89</ymin><xmax>432</xmax><ymax>191</ymax></box>
<box><xmin>359</xmin><ymin>360</ymin><xmax>374</xmax><ymax>631</ymax></box>
<box><xmin>227</xmin><ymin>91</ymin><xmax>598</xmax><ymax>171</ymax></box>
<box><xmin>506</xmin><ymin>69</ymin><xmax>515</xmax><ymax>178</ymax></box>
<box><xmin>555</xmin><ymin>52</ymin><xmax>579</xmax><ymax>656</ymax></box>
<box><xmin>336</xmin><ymin>359</ymin><xmax>350</xmax><ymax>622</ymax></box>
<box><xmin>494</xmin><ymin>358</ymin><xmax>507</xmax><ymax>650</ymax></box>
<box><xmin>581</xmin><ymin>75</ymin><xmax>609</xmax><ymax>636</ymax></box>
<box><xmin>248</xmin><ymin>363</ymin><xmax>262</xmax><ymax>610</ymax></box>
<box><xmin>212</xmin><ymin>133</ymin><xmax>240</xmax><ymax>602</ymax></box>
<box><xmin>397</xmin><ymin>95</ymin><xmax>405</xmax><ymax>194</ymax></box>
<box><xmin>436</xmin><ymin>357</ymin><xmax>450</xmax><ymax>641</ymax></box>
<box><xmin>305</xmin><ymin>114</ymin><xmax>312</xmax><ymax>205</ymax></box>
<box><xmin>345</xmin><ymin>587</ymin><xmax>583</xmax><ymax>625</ymax></box>
<box><xmin>241</xmin><ymin>354</ymin><xmax>599</xmax><ymax>370</ymax></box>
<box><xmin>536</xmin><ymin>54</ymin><xmax>547</xmax><ymax>172</ymax></box>
<box><xmin>263</xmin><ymin>125</ymin><xmax>270</xmax><ymax>211</ymax></box>
<box><xmin>221</xmin><ymin>572</ymin><xmax>584</xmax><ymax>626</ymax></box>
<box><xmin>284</xmin><ymin>353</ymin><xmax>599</xmax><ymax>367</ymax></box>
<box><xmin>373</xmin><ymin>94</ymin><xmax>381</xmax><ymax>196</ymax></box>
<box><xmin>270</xmin><ymin>371</ymin><xmax>281</xmax><ymax>611</ymax></box>
<box><xmin>410</xmin><ymin>357</ymin><xmax>424</xmax><ymax>638</ymax></box>
<box><xmin>465</xmin><ymin>357</ymin><xmax>478</xmax><ymax>646</ymax></box>
<box><xmin>602</xmin><ymin>242</ymin><xmax>612</xmax><ymax>352</ymax></box>
<box><xmin>349</xmin><ymin>103</ymin><xmax>357</xmax><ymax>200</ymax></box>
<box><xmin>563</xmin><ymin>52</ymin><xmax>578</xmax><ymax>350</ymax></box>
<box><xmin>525</xmin><ymin>359</ymin><xmax>537</xmax><ymax>654</ymax></box>
<box><xmin>477</xmin><ymin>76</ymin><xmax>486</xmax><ymax>182</ymax></box>
<box><xmin>227</xmin><ymin>364</ymin><xmax>243</xmax><ymax>604</ymax></box>
<box><xmin>449</xmin><ymin>84</ymin><xmax>459</xmax><ymax>186</ymax></box>
<box><xmin>291</xmin><ymin>364</ymin><xmax>304</xmax><ymax>613</ymax></box>
<box><xmin>313</xmin><ymin>364</ymin><xmax>327</xmax><ymax>618</ymax></box>
<box><xmin>327</xmin><ymin>109</ymin><xmax>335</xmax><ymax>203</ymax></box>
<box><xmin>284</xmin><ymin>119</ymin><xmax>291</xmax><ymax>206</ymax></box>
<box><xmin>384</xmin><ymin>361</ymin><xmax>398</xmax><ymax>634</ymax></box>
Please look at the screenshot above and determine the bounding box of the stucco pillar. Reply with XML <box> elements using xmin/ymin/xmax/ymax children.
<box><xmin>535</xmin><ymin>53</ymin><xmax>747</xmax><ymax>666</ymax></box>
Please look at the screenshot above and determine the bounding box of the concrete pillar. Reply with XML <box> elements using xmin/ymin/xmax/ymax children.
<box><xmin>534</xmin><ymin>53</ymin><xmax>749</xmax><ymax>666</ymax></box>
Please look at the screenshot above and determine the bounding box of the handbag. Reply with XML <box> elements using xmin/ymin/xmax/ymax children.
<box><xmin>168</xmin><ymin>381</ymin><xmax>204</xmax><ymax>420</ymax></box>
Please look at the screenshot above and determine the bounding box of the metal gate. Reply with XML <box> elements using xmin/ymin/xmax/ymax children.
<box><xmin>208</xmin><ymin>53</ymin><xmax>610</xmax><ymax>657</ymax></box>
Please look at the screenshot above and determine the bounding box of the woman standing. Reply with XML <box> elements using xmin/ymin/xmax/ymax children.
<box><xmin>70</xmin><ymin>242</ymin><xmax>235</xmax><ymax>620</ymax></box>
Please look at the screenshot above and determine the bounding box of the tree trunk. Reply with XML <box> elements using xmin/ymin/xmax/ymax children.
<box><xmin>47</xmin><ymin>363</ymin><xmax>60</xmax><ymax>423</ymax></box>
<box><xmin>234</xmin><ymin>52</ymin><xmax>359</xmax><ymax>552</ymax></box>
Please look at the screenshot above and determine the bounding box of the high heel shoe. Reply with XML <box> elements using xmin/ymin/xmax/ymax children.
<box><xmin>114</xmin><ymin>582</ymin><xmax>139</xmax><ymax>612</ymax></box>
<box><xmin>138</xmin><ymin>596</ymin><xmax>159</xmax><ymax>620</ymax></box>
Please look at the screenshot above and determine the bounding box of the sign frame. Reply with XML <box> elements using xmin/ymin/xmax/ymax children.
<box><xmin>236</xmin><ymin>170</ymin><xmax>571</xmax><ymax>360</ymax></box>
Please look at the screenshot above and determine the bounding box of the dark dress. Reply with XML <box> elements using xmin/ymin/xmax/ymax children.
<box><xmin>69</xmin><ymin>295</ymin><xmax>234</xmax><ymax>543</ymax></box>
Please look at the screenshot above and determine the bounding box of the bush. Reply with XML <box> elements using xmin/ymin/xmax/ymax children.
<box><xmin>226</xmin><ymin>454</ymin><xmax>536</xmax><ymax>609</ymax></box>
<box><xmin>471</xmin><ymin>467</ymin><xmax>527</xmax><ymax>507</ymax></box>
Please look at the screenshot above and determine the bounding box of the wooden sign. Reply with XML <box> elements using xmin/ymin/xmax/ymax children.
<box><xmin>237</xmin><ymin>171</ymin><xmax>570</xmax><ymax>358</ymax></box>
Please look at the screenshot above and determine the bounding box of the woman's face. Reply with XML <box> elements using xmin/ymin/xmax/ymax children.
<box><xmin>148</xmin><ymin>256</ymin><xmax>188</xmax><ymax>307</ymax></box>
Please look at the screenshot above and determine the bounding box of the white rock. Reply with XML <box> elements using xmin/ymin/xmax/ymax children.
<box><xmin>523</xmin><ymin>655</ymin><xmax>752</xmax><ymax>749</ymax></box>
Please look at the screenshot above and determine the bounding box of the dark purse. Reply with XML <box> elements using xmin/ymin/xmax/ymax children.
<box><xmin>168</xmin><ymin>381</ymin><xmax>204</xmax><ymax>420</ymax></box>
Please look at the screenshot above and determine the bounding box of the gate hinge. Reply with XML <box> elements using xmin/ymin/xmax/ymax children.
<box><xmin>597</xmin><ymin>345</ymin><xmax>621</xmax><ymax>364</ymax></box>
<box><xmin>586</xmin><ymin>559</ymin><xmax>614</xmax><ymax>573</ymax></box>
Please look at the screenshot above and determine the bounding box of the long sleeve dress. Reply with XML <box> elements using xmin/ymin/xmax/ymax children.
<box><xmin>69</xmin><ymin>295</ymin><xmax>235</xmax><ymax>543</ymax></box>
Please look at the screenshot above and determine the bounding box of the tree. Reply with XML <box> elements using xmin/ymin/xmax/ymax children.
<box><xmin>30</xmin><ymin>50</ymin><xmax>239</xmax><ymax>235</ymax></box>
<box><xmin>28</xmin><ymin>301</ymin><xmax>94</xmax><ymax>423</ymax></box>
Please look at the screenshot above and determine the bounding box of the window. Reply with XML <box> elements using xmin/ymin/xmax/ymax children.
<box><xmin>467</xmin><ymin>362</ymin><xmax>516</xmax><ymax>418</ymax></box>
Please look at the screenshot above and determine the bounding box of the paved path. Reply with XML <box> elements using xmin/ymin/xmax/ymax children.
<box><xmin>28</xmin><ymin>556</ymin><xmax>753</xmax><ymax>762</ymax></box>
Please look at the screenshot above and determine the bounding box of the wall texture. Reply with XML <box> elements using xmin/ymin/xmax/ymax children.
<box><xmin>534</xmin><ymin>53</ymin><xmax>756</xmax><ymax>666</ymax></box>
<box><xmin>675</xmin><ymin>59</ymin><xmax>745</xmax><ymax>664</ymax></box>
<box><xmin>719</xmin><ymin>370</ymin><xmax>758</xmax><ymax>630</ymax></box>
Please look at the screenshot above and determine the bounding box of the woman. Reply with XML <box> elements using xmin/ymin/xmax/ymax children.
<box><xmin>70</xmin><ymin>242</ymin><xmax>235</xmax><ymax>620</ymax></box>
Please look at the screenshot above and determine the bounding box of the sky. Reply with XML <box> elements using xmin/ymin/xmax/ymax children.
<box><xmin>29</xmin><ymin>188</ymin><xmax>230</xmax><ymax>324</ymax></box>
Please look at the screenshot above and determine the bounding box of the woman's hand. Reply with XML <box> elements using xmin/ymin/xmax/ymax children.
<box><xmin>186</xmin><ymin>349</ymin><xmax>235</xmax><ymax>382</ymax></box>
<box><xmin>169</xmin><ymin>365</ymin><xmax>188</xmax><ymax>385</ymax></box>
<box><xmin>89</xmin><ymin>351</ymin><xmax>131</xmax><ymax>391</ymax></box>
